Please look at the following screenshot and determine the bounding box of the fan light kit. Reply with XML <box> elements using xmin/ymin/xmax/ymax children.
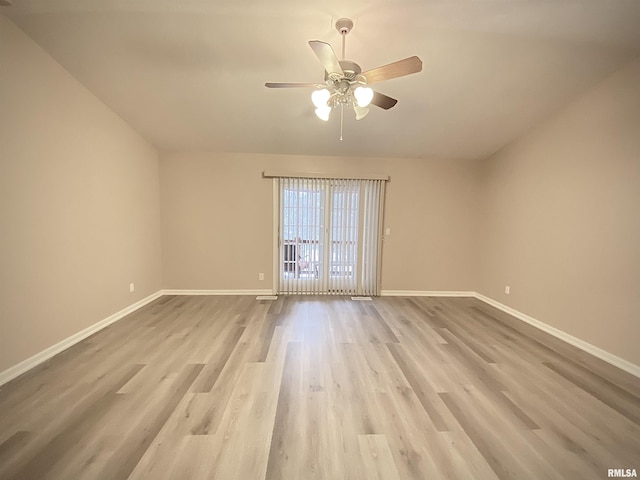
<box><xmin>266</xmin><ymin>18</ymin><xmax>422</xmax><ymax>140</ymax></box>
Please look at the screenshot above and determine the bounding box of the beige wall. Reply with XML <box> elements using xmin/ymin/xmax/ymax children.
<box><xmin>3</xmin><ymin>12</ymin><xmax>638</xmax><ymax>375</ymax></box>
<box><xmin>478</xmin><ymin>58</ymin><xmax>640</xmax><ymax>365</ymax></box>
<box><xmin>0</xmin><ymin>17</ymin><xmax>162</xmax><ymax>372</ymax></box>
<box><xmin>160</xmin><ymin>152</ymin><xmax>479</xmax><ymax>292</ymax></box>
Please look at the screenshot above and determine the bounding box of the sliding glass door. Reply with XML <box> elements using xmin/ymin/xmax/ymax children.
<box><xmin>277</xmin><ymin>177</ymin><xmax>383</xmax><ymax>295</ymax></box>
<box><xmin>280</xmin><ymin>178</ymin><xmax>325</xmax><ymax>294</ymax></box>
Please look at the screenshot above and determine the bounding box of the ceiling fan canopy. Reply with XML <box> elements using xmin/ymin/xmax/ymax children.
<box><xmin>266</xmin><ymin>18</ymin><xmax>422</xmax><ymax>134</ymax></box>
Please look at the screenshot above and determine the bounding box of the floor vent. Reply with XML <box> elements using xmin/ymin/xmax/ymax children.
<box><xmin>256</xmin><ymin>295</ymin><xmax>278</xmax><ymax>301</ymax></box>
<box><xmin>351</xmin><ymin>296</ymin><xmax>373</xmax><ymax>301</ymax></box>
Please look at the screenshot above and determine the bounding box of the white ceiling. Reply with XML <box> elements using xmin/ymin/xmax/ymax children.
<box><xmin>3</xmin><ymin>0</ymin><xmax>640</xmax><ymax>160</ymax></box>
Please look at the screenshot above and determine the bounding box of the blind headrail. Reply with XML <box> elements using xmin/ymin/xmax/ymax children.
<box><xmin>262</xmin><ymin>170</ymin><xmax>389</xmax><ymax>181</ymax></box>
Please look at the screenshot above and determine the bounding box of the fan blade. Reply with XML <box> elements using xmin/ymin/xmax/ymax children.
<box><xmin>265</xmin><ymin>82</ymin><xmax>321</xmax><ymax>88</ymax></box>
<box><xmin>370</xmin><ymin>91</ymin><xmax>398</xmax><ymax>110</ymax></box>
<box><xmin>308</xmin><ymin>41</ymin><xmax>343</xmax><ymax>76</ymax></box>
<box><xmin>361</xmin><ymin>56</ymin><xmax>422</xmax><ymax>84</ymax></box>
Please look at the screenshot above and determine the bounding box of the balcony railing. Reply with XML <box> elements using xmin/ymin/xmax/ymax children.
<box><xmin>282</xmin><ymin>238</ymin><xmax>355</xmax><ymax>279</ymax></box>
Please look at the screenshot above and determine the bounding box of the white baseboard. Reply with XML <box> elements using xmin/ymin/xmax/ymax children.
<box><xmin>3</xmin><ymin>289</ymin><xmax>637</xmax><ymax>387</ymax></box>
<box><xmin>162</xmin><ymin>289</ymin><xmax>273</xmax><ymax>296</ymax></box>
<box><xmin>473</xmin><ymin>293</ymin><xmax>640</xmax><ymax>379</ymax></box>
<box><xmin>0</xmin><ymin>290</ymin><xmax>163</xmax><ymax>387</ymax></box>
<box><xmin>380</xmin><ymin>290</ymin><xmax>475</xmax><ymax>297</ymax></box>
<box><xmin>379</xmin><ymin>289</ymin><xmax>639</xmax><ymax>378</ymax></box>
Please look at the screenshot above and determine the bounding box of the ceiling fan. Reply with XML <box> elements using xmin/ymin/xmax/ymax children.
<box><xmin>265</xmin><ymin>18</ymin><xmax>422</xmax><ymax>138</ymax></box>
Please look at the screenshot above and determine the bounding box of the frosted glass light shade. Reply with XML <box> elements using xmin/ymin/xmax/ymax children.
<box><xmin>354</xmin><ymin>87</ymin><xmax>374</xmax><ymax>107</ymax></box>
<box><xmin>315</xmin><ymin>106</ymin><xmax>331</xmax><ymax>121</ymax></box>
<box><xmin>354</xmin><ymin>105</ymin><xmax>369</xmax><ymax>120</ymax></box>
<box><xmin>311</xmin><ymin>89</ymin><xmax>331</xmax><ymax>108</ymax></box>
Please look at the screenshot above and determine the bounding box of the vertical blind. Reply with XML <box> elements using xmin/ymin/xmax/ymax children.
<box><xmin>278</xmin><ymin>177</ymin><xmax>384</xmax><ymax>296</ymax></box>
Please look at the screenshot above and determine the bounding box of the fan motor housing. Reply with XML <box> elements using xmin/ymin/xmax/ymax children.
<box><xmin>325</xmin><ymin>60</ymin><xmax>362</xmax><ymax>83</ymax></box>
<box><xmin>339</xmin><ymin>60</ymin><xmax>361</xmax><ymax>76</ymax></box>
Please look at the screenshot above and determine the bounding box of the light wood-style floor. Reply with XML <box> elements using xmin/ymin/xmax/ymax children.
<box><xmin>0</xmin><ymin>295</ymin><xmax>638</xmax><ymax>479</ymax></box>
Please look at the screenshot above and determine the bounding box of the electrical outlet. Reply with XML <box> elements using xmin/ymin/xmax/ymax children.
<box><xmin>505</xmin><ymin>285</ymin><xmax>510</xmax><ymax>294</ymax></box>
<box><xmin>129</xmin><ymin>283</ymin><xmax>135</xmax><ymax>293</ymax></box>
<box><xmin>258</xmin><ymin>273</ymin><xmax>264</xmax><ymax>281</ymax></box>
<box><xmin>385</xmin><ymin>228</ymin><xmax>391</xmax><ymax>235</ymax></box>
